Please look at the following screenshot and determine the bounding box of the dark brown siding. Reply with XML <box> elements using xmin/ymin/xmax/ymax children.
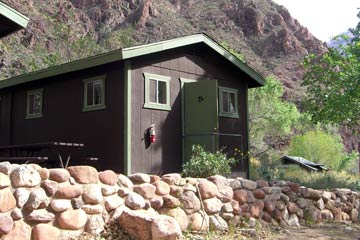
<box><xmin>3</xmin><ymin>62</ymin><xmax>125</xmax><ymax>172</ymax></box>
<box><xmin>130</xmin><ymin>45</ymin><xmax>253</xmax><ymax>175</ymax></box>
<box><xmin>0</xmin><ymin>91</ymin><xmax>12</xmax><ymax>145</ymax></box>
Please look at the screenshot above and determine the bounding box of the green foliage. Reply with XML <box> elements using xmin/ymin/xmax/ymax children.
<box><xmin>282</xmin><ymin>170</ymin><xmax>360</xmax><ymax>191</ymax></box>
<box><xmin>248</xmin><ymin>76</ymin><xmax>300</xmax><ymax>156</ymax></box>
<box><xmin>303</xmin><ymin>32</ymin><xmax>360</xmax><ymax>126</ymax></box>
<box><xmin>250</xmin><ymin>156</ymin><xmax>360</xmax><ymax>191</ymax></box>
<box><xmin>182</xmin><ymin>145</ymin><xmax>238</xmax><ymax>178</ymax></box>
<box><xmin>101</xmin><ymin>26</ymin><xmax>135</xmax><ymax>50</ymax></box>
<box><xmin>288</xmin><ymin>130</ymin><xmax>358</xmax><ymax>171</ymax></box>
<box><xmin>220</xmin><ymin>42</ymin><xmax>245</xmax><ymax>62</ymax></box>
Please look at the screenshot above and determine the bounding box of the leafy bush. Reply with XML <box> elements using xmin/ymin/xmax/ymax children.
<box><xmin>280</xmin><ymin>170</ymin><xmax>360</xmax><ymax>191</ymax></box>
<box><xmin>250</xmin><ymin>156</ymin><xmax>360</xmax><ymax>191</ymax></box>
<box><xmin>288</xmin><ymin>130</ymin><xmax>358</xmax><ymax>172</ymax></box>
<box><xmin>182</xmin><ymin>145</ymin><xmax>238</xmax><ymax>178</ymax></box>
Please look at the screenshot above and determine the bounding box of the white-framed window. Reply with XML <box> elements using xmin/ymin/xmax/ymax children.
<box><xmin>26</xmin><ymin>88</ymin><xmax>43</xmax><ymax>119</ymax></box>
<box><xmin>143</xmin><ymin>72</ymin><xmax>171</xmax><ymax>111</ymax></box>
<box><xmin>83</xmin><ymin>75</ymin><xmax>106</xmax><ymax>112</ymax></box>
<box><xmin>219</xmin><ymin>86</ymin><xmax>239</xmax><ymax>118</ymax></box>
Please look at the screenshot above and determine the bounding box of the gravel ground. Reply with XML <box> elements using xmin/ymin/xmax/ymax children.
<box><xmin>72</xmin><ymin>221</ymin><xmax>360</xmax><ymax>240</ymax></box>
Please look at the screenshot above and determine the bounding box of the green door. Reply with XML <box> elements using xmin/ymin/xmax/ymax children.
<box><xmin>183</xmin><ymin>80</ymin><xmax>218</xmax><ymax>162</ymax></box>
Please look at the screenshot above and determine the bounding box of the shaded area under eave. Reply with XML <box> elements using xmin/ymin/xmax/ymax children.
<box><xmin>280</xmin><ymin>155</ymin><xmax>329</xmax><ymax>172</ymax></box>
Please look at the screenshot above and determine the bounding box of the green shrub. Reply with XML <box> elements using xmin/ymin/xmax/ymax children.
<box><xmin>281</xmin><ymin>170</ymin><xmax>360</xmax><ymax>191</ymax></box>
<box><xmin>288</xmin><ymin>130</ymin><xmax>358</xmax><ymax>172</ymax></box>
<box><xmin>250</xmin><ymin>155</ymin><xmax>360</xmax><ymax>191</ymax></box>
<box><xmin>182</xmin><ymin>145</ymin><xmax>238</xmax><ymax>178</ymax></box>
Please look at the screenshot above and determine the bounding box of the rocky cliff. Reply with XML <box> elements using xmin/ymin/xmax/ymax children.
<box><xmin>0</xmin><ymin>0</ymin><xmax>327</xmax><ymax>101</ymax></box>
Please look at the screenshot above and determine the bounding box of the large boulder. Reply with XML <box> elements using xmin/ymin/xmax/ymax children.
<box><xmin>118</xmin><ymin>174</ymin><xmax>134</xmax><ymax>188</ymax></box>
<box><xmin>24</xmin><ymin>188</ymin><xmax>50</xmax><ymax>210</ymax></box>
<box><xmin>41</xmin><ymin>180</ymin><xmax>59</xmax><ymax>196</ymax></box>
<box><xmin>234</xmin><ymin>189</ymin><xmax>247</xmax><ymax>204</ymax></box>
<box><xmin>129</xmin><ymin>173</ymin><xmax>150</xmax><ymax>184</ymax></box>
<box><xmin>26</xmin><ymin>209</ymin><xmax>55</xmax><ymax>223</ymax></box>
<box><xmin>125</xmin><ymin>192</ymin><xmax>145</xmax><ymax>210</ymax></box>
<box><xmin>10</xmin><ymin>165</ymin><xmax>41</xmax><ymax>188</ymax></box>
<box><xmin>2</xmin><ymin>220</ymin><xmax>31</xmax><ymax>240</ymax></box>
<box><xmin>0</xmin><ymin>162</ymin><xmax>11</xmax><ymax>175</ymax></box>
<box><xmin>54</xmin><ymin>185</ymin><xmax>83</xmax><ymax>199</ymax></box>
<box><xmin>0</xmin><ymin>215</ymin><xmax>13</xmax><ymax>235</ymax></box>
<box><xmin>82</xmin><ymin>184</ymin><xmax>103</xmax><ymax>204</ymax></box>
<box><xmin>49</xmin><ymin>168</ymin><xmax>70</xmax><ymax>183</ymax></box>
<box><xmin>85</xmin><ymin>214</ymin><xmax>105</xmax><ymax>234</ymax></box>
<box><xmin>0</xmin><ymin>173</ymin><xmax>10</xmax><ymax>188</ymax></box>
<box><xmin>50</xmin><ymin>199</ymin><xmax>72</xmax><ymax>212</ymax></box>
<box><xmin>57</xmin><ymin>209</ymin><xmax>87</xmax><ymax>230</ymax></box>
<box><xmin>239</xmin><ymin>179</ymin><xmax>257</xmax><ymax>190</ymax></box>
<box><xmin>217</xmin><ymin>186</ymin><xmax>233</xmax><ymax>203</ymax></box>
<box><xmin>151</xmin><ymin>215</ymin><xmax>182</xmax><ymax>240</ymax></box>
<box><xmin>198</xmin><ymin>179</ymin><xmax>218</xmax><ymax>200</ymax></box>
<box><xmin>99</xmin><ymin>170</ymin><xmax>118</xmax><ymax>186</ymax></box>
<box><xmin>119</xmin><ymin>209</ymin><xmax>181</xmax><ymax>240</ymax></box>
<box><xmin>133</xmin><ymin>183</ymin><xmax>156</xmax><ymax>199</ymax></box>
<box><xmin>161</xmin><ymin>173</ymin><xmax>183</xmax><ymax>185</ymax></box>
<box><xmin>209</xmin><ymin>215</ymin><xmax>228</xmax><ymax>231</ymax></box>
<box><xmin>14</xmin><ymin>188</ymin><xmax>30</xmax><ymax>208</ymax></box>
<box><xmin>0</xmin><ymin>188</ymin><xmax>16</xmax><ymax>213</ymax></box>
<box><xmin>203</xmin><ymin>198</ymin><xmax>222</xmax><ymax>214</ymax></box>
<box><xmin>163</xmin><ymin>195</ymin><xmax>181</xmax><ymax>208</ymax></box>
<box><xmin>188</xmin><ymin>211</ymin><xmax>209</xmax><ymax>231</ymax></box>
<box><xmin>31</xmin><ymin>224</ymin><xmax>60</xmax><ymax>240</ymax></box>
<box><xmin>159</xmin><ymin>208</ymin><xmax>188</xmax><ymax>231</ymax></box>
<box><xmin>67</xmin><ymin>166</ymin><xmax>99</xmax><ymax>184</ymax></box>
<box><xmin>179</xmin><ymin>191</ymin><xmax>201</xmax><ymax>214</ymax></box>
<box><xmin>153</xmin><ymin>180</ymin><xmax>170</xmax><ymax>196</ymax></box>
<box><xmin>104</xmin><ymin>194</ymin><xmax>124</xmax><ymax>211</ymax></box>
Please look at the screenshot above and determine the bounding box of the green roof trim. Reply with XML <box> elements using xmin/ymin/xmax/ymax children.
<box><xmin>0</xmin><ymin>33</ymin><xmax>265</xmax><ymax>89</ymax></box>
<box><xmin>0</xmin><ymin>2</ymin><xmax>29</xmax><ymax>36</ymax></box>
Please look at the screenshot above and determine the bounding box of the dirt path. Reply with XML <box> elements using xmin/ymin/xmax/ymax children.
<box><xmin>271</xmin><ymin>223</ymin><xmax>360</xmax><ymax>240</ymax></box>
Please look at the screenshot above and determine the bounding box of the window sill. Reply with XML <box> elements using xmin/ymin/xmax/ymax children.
<box><xmin>143</xmin><ymin>103</ymin><xmax>171</xmax><ymax>111</ymax></box>
<box><xmin>83</xmin><ymin>104</ymin><xmax>106</xmax><ymax>112</ymax></box>
<box><xmin>219</xmin><ymin>112</ymin><xmax>239</xmax><ymax>119</ymax></box>
<box><xmin>26</xmin><ymin>114</ymin><xmax>43</xmax><ymax>119</ymax></box>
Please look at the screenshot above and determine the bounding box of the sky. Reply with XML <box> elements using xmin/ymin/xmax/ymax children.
<box><xmin>272</xmin><ymin>0</ymin><xmax>360</xmax><ymax>42</ymax></box>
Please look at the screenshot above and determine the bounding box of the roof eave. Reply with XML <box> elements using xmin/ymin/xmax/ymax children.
<box><xmin>0</xmin><ymin>2</ymin><xmax>29</xmax><ymax>31</ymax></box>
<box><xmin>0</xmin><ymin>33</ymin><xmax>265</xmax><ymax>89</ymax></box>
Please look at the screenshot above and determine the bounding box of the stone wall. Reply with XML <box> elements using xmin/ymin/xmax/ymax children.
<box><xmin>0</xmin><ymin>162</ymin><xmax>359</xmax><ymax>240</ymax></box>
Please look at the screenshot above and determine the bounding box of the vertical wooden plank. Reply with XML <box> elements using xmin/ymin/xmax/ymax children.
<box><xmin>124</xmin><ymin>61</ymin><xmax>132</xmax><ymax>175</ymax></box>
<box><xmin>186</xmin><ymin>56</ymin><xmax>196</xmax><ymax>75</ymax></box>
<box><xmin>131</xmin><ymin>65</ymin><xmax>142</xmax><ymax>173</ymax></box>
<box><xmin>0</xmin><ymin>91</ymin><xmax>12</xmax><ymax>145</ymax></box>
<box><xmin>178</xmin><ymin>55</ymin><xmax>187</xmax><ymax>73</ymax></box>
<box><xmin>169</xmin><ymin>57</ymin><xmax>178</xmax><ymax>72</ymax></box>
<box><xmin>139</xmin><ymin>65</ymin><xmax>153</xmax><ymax>173</ymax></box>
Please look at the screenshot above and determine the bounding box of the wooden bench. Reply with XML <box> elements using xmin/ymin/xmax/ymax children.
<box><xmin>0</xmin><ymin>142</ymin><xmax>84</xmax><ymax>168</ymax></box>
<box><xmin>80</xmin><ymin>157</ymin><xmax>98</xmax><ymax>161</ymax></box>
<box><xmin>0</xmin><ymin>156</ymin><xmax>48</xmax><ymax>164</ymax></box>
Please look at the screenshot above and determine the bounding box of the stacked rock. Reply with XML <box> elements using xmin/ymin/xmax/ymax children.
<box><xmin>0</xmin><ymin>162</ymin><xmax>359</xmax><ymax>240</ymax></box>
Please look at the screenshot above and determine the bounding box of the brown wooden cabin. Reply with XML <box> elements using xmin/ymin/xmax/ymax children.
<box><xmin>0</xmin><ymin>33</ymin><xmax>264</xmax><ymax>177</ymax></box>
<box><xmin>0</xmin><ymin>2</ymin><xmax>29</xmax><ymax>38</ymax></box>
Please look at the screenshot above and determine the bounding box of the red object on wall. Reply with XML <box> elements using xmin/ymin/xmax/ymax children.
<box><xmin>150</xmin><ymin>124</ymin><xmax>156</xmax><ymax>143</ymax></box>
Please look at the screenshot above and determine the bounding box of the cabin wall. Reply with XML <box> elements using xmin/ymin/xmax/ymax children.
<box><xmin>1</xmin><ymin>62</ymin><xmax>125</xmax><ymax>172</ymax></box>
<box><xmin>0</xmin><ymin>91</ymin><xmax>12</xmax><ymax>145</ymax></box>
<box><xmin>130</xmin><ymin>46</ymin><xmax>251</xmax><ymax>175</ymax></box>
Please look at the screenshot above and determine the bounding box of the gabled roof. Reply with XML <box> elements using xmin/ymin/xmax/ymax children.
<box><xmin>0</xmin><ymin>2</ymin><xmax>29</xmax><ymax>38</ymax></box>
<box><xmin>0</xmin><ymin>33</ymin><xmax>265</xmax><ymax>89</ymax></box>
<box><xmin>280</xmin><ymin>155</ymin><xmax>329</xmax><ymax>172</ymax></box>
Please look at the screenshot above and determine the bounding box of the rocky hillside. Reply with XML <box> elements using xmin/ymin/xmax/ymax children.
<box><xmin>0</xmin><ymin>0</ymin><xmax>327</xmax><ymax>102</ymax></box>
